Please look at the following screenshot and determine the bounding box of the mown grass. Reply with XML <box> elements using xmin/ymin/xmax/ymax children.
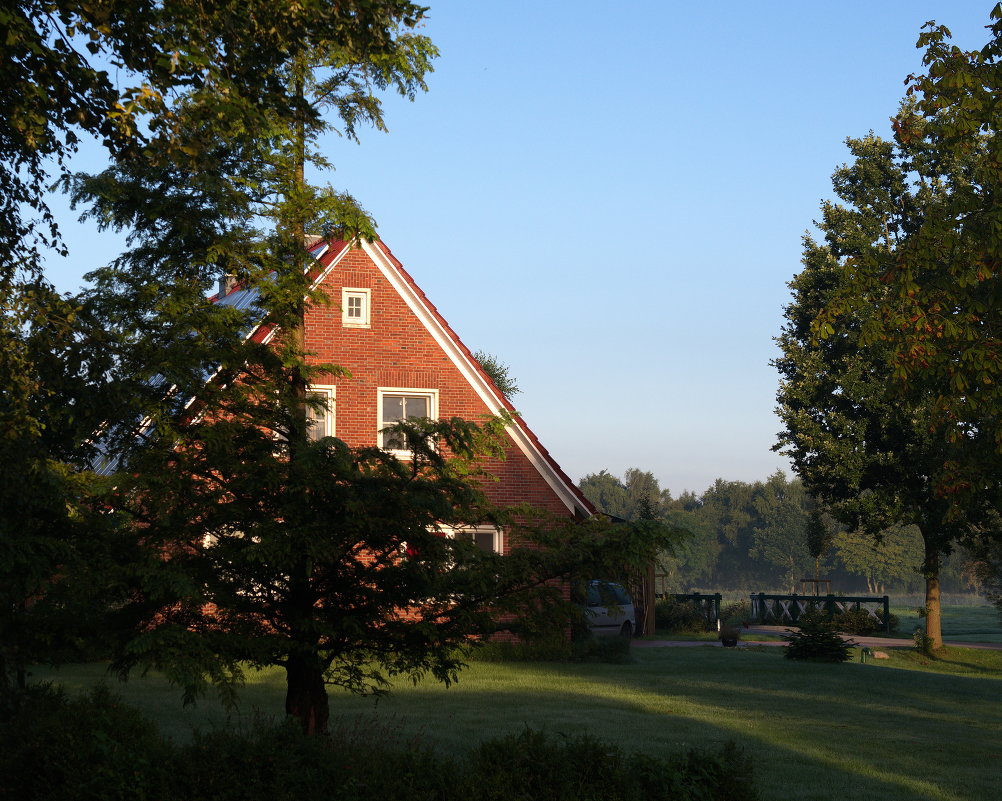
<box><xmin>862</xmin><ymin>643</ymin><xmax>1002</xmax><ymax>676</ymax></box>
<box><xmin>647</xmin><ymin>630</ymin><xmax>786</xmax><ymax>642</ymax></box>
<box><xmin>889</xmin><ymin>604</ymin><xmax>1002</xmax><ymax>643</ymax></box>
<box><xmin>34</xmin><ymin>643</ymin><xmax>1002</xmax><ymax>801</ymax></box>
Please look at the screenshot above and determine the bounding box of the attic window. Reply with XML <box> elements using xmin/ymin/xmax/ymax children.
<box><xmin>342</xmin><ymin>288</ymin><xmax>370</xmax><ymax>328</ymax></box>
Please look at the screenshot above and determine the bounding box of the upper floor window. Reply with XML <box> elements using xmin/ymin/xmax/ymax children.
<box><xmin>306</xmin><ymin>386</ymin><xmax>336</xmax><ymax>441</ymax></box>
<box><xmin>446</xmin><ymin>525</ymin><xmax>503</xmax><ymax>555</ymax></box>
<box><xmin>378</xmin><ymin>388</ymin><xmax>438</xmax><ymax>453</ymax></box>
<box><xmin>342</xmin><ymin>288</ymin><xmax>371</xmax><ymax>328</ymax></box>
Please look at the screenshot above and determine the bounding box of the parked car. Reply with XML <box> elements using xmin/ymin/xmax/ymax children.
<box><xmin>584</xmin><ymin>580</ymin><xmax>636</xmax><ymax>638</ymax></box>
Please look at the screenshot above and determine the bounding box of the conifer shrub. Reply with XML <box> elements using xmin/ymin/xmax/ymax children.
<box><xmin>783</xmin><ymin>611</ymin><xmax>855</xmax><ymax>663</ymax></box>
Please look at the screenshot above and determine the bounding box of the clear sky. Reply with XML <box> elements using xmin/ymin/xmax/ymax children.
<box><xmin>39</xmin><ymin>1</ymin><xmax>998</xmax><ymax>496</ymax></box>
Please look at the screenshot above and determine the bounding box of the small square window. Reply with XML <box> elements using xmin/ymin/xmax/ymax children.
<box><xmin>342</xmin><ymin>288</ymin><xmax>370</xmax><ymax>328</ymax></box>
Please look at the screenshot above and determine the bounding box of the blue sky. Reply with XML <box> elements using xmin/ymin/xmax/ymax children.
<box><xmin>41</xmin><ymin>1</ymin><xmax>997</xmax><ymax>495</ymax></box>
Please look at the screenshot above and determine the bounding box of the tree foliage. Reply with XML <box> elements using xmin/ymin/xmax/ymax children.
<box><xmin>1</xmin><ymin>0</ymin><xmax>438</xmax><ymax>705</ymax></box>
<box><xmin>579</xmin><ymin>468</ymin><xmax>971</xmax><ymax>597</ymax></box>
<box><xmin>848</xmin><ymin>7</ymin><xmax>1002</xmax><ymax>503</ymax></box>
<box><xmin>774</xmin><ymin>119</ymin><xmax>988</xmax><ymax>648</ymax></box>
<box><xmin>473</xmin><ymin>351</ymin><xmax>520</xmax><ymax>400</ymax></box>
<box><xmin>811</xmin><ymin>7</ymin><xmax>1002</xmax><ymax>513</ymax></box>
<box><xmin>102</xmin><ymin>403</ymin><xmax>663</xmax><ymax>734</ymax></box>
<box><xmin>833</xmin><ymin>525</ymin><xmax>924</xmax><ymax>595</ymax></box>
<box><xmin>44</xmin><ymin>1</ymin><xmax>678</xmax><ymax>737</ymax></box>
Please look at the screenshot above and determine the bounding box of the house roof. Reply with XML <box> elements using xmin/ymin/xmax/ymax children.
<box><xmin>355</xmin><ymin>238</ymin><xmax>595</xmax><ymax>519</ymax></box>
<box><xmin>99</xmin><ymin>237</ymin><xmax>595</xmax><ymax>518</ymax></box>
<box><xmin>238</xmin><ymin>236</ymin><xmax>593</xmax><ymax>518</ymax></box>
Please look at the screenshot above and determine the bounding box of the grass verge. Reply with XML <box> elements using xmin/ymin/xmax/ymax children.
<box><xmin>33</xmin><ymin>644</ymin><xmax>1002</xmax><ymax>801</ymax></box>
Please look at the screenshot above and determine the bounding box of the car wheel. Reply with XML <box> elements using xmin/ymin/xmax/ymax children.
<box><xmin>619</xmin><ymin>621</ymin><xmax>633</xmax><ymax>638</ymax></box>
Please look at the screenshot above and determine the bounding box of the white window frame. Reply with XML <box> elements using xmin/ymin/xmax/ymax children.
<box><xmin>342</xmin><ymin>287</ymin><xmax>371</xmax><ymax>328</ymax></box>
<box><xmin>306</xmin><ymin>385</ymin><xmax>336</xmax><ymax>441</ymax></box>
<box><xmin>377</xmin><ymin>387</ymin><xmax>438</xmax><ymax>455</ymax></box>
<box><xmin>442</xmin><ymin>524</ymin><xmax>504</xmax><ymax>555</ymax></box>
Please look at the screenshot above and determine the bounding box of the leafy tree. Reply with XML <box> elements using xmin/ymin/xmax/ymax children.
<box><xmin>578</xmin><ymin>468</ymin><xmax>670</xmax><ymax>522</ymax></box>
<box><xmin>2</xmin><ymin>1</ymin><xmax>433</xmax><ymax>279</ymax></box>
<box><xmin>696</xmin><ymin>478</ymin><xmax>778</xmax><ymax>589</ymax></box>
<box><xmin>0</xmin><ymin>281</ymin><xmax>126</xmax><ymax>692</ymax></box>
<box><xmin>775</xmin><ymin>126</ymin><xmax>982</xmax><ymax>648</ymax></box>
<box><xmin>659</xmin><ymin>504</ymin><xmax>720</xmax><ymax>590</ymax></box>
<box><xmin>749</xmin><ymin>472</ymin><xmax>814</xmax><ymax>593</ymax></box>
<box><xmin>832</xmin><ymin>7</ymin><xmax>1002</xmax><ymax>510</ymax></box>
<box><xmin>579</xmin><ymin>470</ymin><xmax>632</xmax><ymax>520</ymax></box>
<box><xmin>2</xmin><ymin>0</ymin><xmax>437</xmax><ymax>699</ymax></box>
<box><xmin>104</xmin><ymin>403</ymin><xmax>661</xmax><ymax>735</ymax></box>
<box><xmin>833</xmin><ymin>525</ymin><xmax>924</xmax><ymax>595</ymax></box>
<box><xmin>473</xmin><ymin>351</ymin><xmax>520</xmax><ymax>400</ymax></box>
<box><xmin>27</xmin><ymin>0</ymin><xmax>447</xmax><ymax>735</ymax></box>
<box><xmin>804</xmin><ymin>508</ymin><xmax>840</xmax><ymax>584</ymax></box>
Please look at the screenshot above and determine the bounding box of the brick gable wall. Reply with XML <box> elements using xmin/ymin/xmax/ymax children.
<box><xmin>303</xmin><ymin>246</ymin><xmax>578</xmax><ymax>550</ymax></box>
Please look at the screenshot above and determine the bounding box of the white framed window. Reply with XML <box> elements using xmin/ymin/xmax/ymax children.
<box><xmin>377</xmin><ymin>388</ymin><xmax>438</xmax><ymax>453</ymax></box>
<box><xmin>444</xmin><ymin>525</ymin><xmax>503</xmax><ymax>555</ymax></box>
<box><xmin>306</xmin><ymin>385</ymin><xmax>336</xmax><ymax>441</ymax></box>
<box><xmin>342</xmin><ymin>287</ymin><xmax>371</xmax><ymax>328</ymax></box>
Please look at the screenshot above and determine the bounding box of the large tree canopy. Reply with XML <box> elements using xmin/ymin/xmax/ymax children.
<box><xmin>774</xmin><ymin>124</ymin><xmax>985</xmax><ymax>648</ymax></box>
<box><xmin>818</xmin><ymin>9</ymin><xmax>1002</xmax><ymax>512</ymax></box>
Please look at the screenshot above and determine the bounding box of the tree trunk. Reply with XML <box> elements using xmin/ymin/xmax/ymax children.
<box><xmin>923</xmin><ymin>546</ymin><xmax>943</xmax><ymax>650</ymax></box>
<box><xmin>285</xmin><ymin>656</ymin><xmax>329</xmax><ymax>735</ymax></box>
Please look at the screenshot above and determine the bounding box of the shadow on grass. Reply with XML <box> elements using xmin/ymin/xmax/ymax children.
<box><xmin>33</xmin><ymin>646</ymin><xmax>1002</xmax><ymax>801</ymax></box>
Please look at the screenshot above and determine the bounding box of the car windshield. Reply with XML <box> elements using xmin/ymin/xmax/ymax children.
<box><xmin>588</xmin><ymin>582</ymin><xmax>631</xmax><ymax>606</ymax></box>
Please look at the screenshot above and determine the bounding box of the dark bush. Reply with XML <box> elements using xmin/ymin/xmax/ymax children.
<box><xmin>465</xmin><ymin>728</ymin><xmax>757</xmax><ymax>801</ymax></box>
<box><xmin>832</xmin><ymin>607</ymin><xmax>898</xmax><ymax>635</ymax></box>
<box><xmin>0</xmin><ymin>684</ymin><xmax>170</xmax><ymax>801</ymax></box>
<box><xmin>654</xmin><ymin>598</ymin><xmax>711</xmax><ymax>633</ymax></box>
<box><xmin>468</xmin><ymin>635</ymin><xmax>573</xmax><ymax>663</ymax></box>
<box><xmin>1</xmin><ymin>687</ymin><xmax>758</xmax><ymax>801</ymax></box>
<box><xmin>466</xmin><ymin>633</ymin><xmax>631</xmax><ymax>664</ymax></box>
<box><xmin>720</xmin><ymin>600</ymin><xmax>752</xmax><ymax>626</ymax></box>
<box><xmin>569</xmin><ymin>635</ymin><xmax>633</xmax><ymax>663</ymax></box>
<box><xmin>783</xmin><ymin>611</ymin><xmax>855</xmax><ymax>663</ymax></box>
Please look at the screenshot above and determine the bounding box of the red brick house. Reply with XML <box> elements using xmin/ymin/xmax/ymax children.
<box><xmin>212</xmin><ymin>236</ymin><xmax>595</xmax><ymax>550</ymax></box>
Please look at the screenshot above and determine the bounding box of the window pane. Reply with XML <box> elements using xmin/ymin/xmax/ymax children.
<box><xmin>382</xmin><ymin>395</ymin><xmax>403</xmax><ymax>423</ymax></box>
<box><xmin>474</xmin><ymin>530</ymin><xmax>496</xmax><ymax>553</ymax></box>
<box><xmin>347</xmin><ymin>296</ymin><xmax>362</xmax><ymax>317</ymax></box>
<box><xmin>404</xmin><ymin>396</ymin><xmax>428</xmax><ymax>418</ymax></box>
<box><xmin>383</xmin><ymin>429</ymin><xmax>406</xmax><ymax>450</ymax></box>
<box><xmin>307</xmin><ymin>393</ymin><xmax>326</xmax><ymax>441</ymax></box>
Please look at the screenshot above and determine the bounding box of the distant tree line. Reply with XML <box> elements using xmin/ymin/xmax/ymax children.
<box><xmin>579</xmin><ymin>469</ymin><xmax>974</xmax><ymax>595</ymax></box>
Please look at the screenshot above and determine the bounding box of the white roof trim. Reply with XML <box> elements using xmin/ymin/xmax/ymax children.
<box><xmin>360</xmin><ymin>240</ymin><xmax>588</xmax><ymax>517</ymax></box>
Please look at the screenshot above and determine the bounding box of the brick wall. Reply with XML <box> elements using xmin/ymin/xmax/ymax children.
<box><xmin>303</xmin><ymin>246</ymin><xmax>577</xmax><ymax>553</ymax></box>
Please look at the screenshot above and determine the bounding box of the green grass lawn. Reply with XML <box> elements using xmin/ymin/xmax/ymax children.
<box><xmin>889</xmin><ymin>604</ymin><xmax>1002</xmax><ymax>643</ymax></box>
<box><xmin>34</xmin><ymin>643</ymin><xmax>1002</xmax><ymax>801</ymax></box>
